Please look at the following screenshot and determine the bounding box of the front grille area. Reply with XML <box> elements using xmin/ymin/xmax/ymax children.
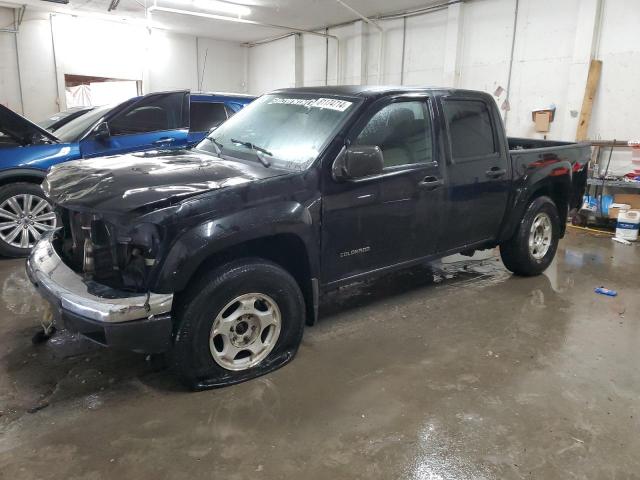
<box><xmin>55</xmin><ymin>207</ymin><xmax>149</xmax><ymax>292</ymax></box>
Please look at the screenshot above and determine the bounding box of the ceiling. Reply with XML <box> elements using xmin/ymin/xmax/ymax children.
<box><xmin>4</xmin><ymin>0</ymin><xmax>448</xmax><ymax>42</ymax></box>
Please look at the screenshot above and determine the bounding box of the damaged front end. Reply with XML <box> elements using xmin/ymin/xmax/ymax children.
<box><xmin>28</xmin><ymin>148</ymin><xmax>284</xmax><ymax>357</ymax></box>
<box><xmin>55</xmin><ymin>208</ymin><xmax>163</xmax><ymax>293</ymax></box>
<box><xmin>27</xmin><ymin>222</ymin><xmax>174</xmax><ymax>353</ymax></box>
<box><xmin>26</xmin><ymin>195</ymin><xmax>176</xmax><ymax>354</ymax></box>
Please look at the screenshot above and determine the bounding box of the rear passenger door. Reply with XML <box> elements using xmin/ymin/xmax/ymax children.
<box><xmin>322</xmin><ymin>96</ymin><xmax>446</xmax><ymax>283</ymax></box>
<box><xmin>188</xmin><ymin>101</ymin><xmax>229</xmax><ymax>145</ymax></box>
<box><xmin>80</xmin><ymin>91</ymin><xmax>190</xmax><ymax>158</ymax></box>
<box><xmin>438</xmin><ymin>95</ymin><xmax>509</xmax><ymax>249</ymax></box>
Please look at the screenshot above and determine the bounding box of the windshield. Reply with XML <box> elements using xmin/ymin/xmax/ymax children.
<box><xmin>38</xmin><ymin>107</ymin><xmax>89</xmax><ymax>131</ymax></box>
<box><xmin>54</xmin><ymin>104</ymin><xmax>114</xmax><ymax>143</ymax></box>
<box><xmin>196</xmin><ymin>93</ymin><xmax>360</xmax><ymax>170</ymax></box>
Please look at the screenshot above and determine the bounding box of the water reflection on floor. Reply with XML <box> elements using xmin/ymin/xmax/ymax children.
<box><xmin>1</xmin><ymin>231</ymin><xmax>639</xmax><ymax>479</ymax></box>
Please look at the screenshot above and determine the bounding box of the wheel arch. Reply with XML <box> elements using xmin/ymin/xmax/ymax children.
<box><xmin>171</xmin><ymin>233</ymin><xmax>317</xmax><ymax>326</ymax></box>
<box><xmin>500</xmin><ymin>177</ymin><xmax>571</xmax><ymax>242</ymax></box>
<box><xmin>0</xmin><ymin>169</ymin><xmax>47</xmax><ymax>188</ymax></box>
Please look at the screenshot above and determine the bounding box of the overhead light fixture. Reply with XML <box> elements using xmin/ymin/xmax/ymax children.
<box><xmin>175</xmin><ymin>0</ymin><xmax>251</xmax><ymax>16</ymax></box>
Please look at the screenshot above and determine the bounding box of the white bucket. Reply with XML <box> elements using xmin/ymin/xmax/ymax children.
<box><xmin>616</xmin><ymin>210</ymin><xmax>640</xmax><ymax>241</ymax></box>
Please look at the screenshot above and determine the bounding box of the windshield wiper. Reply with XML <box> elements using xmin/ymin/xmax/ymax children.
<box><xmin>230</xmin><ymin>138</ymin><xmax>272</xmax><ymax>168</ymax></box>
<box><xmin>204</xmin><ymin>136</ymin><xmax>223</xmax><ymax>156</ymax></box>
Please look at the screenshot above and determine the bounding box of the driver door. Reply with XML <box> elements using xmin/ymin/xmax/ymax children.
<box><xmin>321</xmin><ymin>96</ymin><xmax>446</xmax><ymax>284</ymax></box>
<box><xmin>80</xmin><ymin>91</ymin><xmax>190</xmax><ymax>158</ymax></box>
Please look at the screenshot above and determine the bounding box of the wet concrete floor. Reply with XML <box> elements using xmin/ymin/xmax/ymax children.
<box><xmin>0</xmin><ymin>229</ymin><xmax>639</xmax><ymax>479</ymax></box>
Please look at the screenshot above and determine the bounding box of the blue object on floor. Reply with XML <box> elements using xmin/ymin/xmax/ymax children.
<box><xmin>594</xmin><ymin>287</ymin><xmax>618</xmax><ymax>297</ymax></box>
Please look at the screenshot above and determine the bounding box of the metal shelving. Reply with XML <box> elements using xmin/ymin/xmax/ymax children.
<box><xmin>587</xmin><ymin>178</ymin><xmax>640</xmax><ymax>189</ymax></box>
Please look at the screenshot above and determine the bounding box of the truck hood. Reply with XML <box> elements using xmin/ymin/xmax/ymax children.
<box><xmin>0</xmin><ymin>104</ymin><xmax>60</xmax><ymax>146</ymax></box>
<box><xmin>44</xmin><ymin>149</ymin><xmax>285</xmax><ymax>213</ymax></box>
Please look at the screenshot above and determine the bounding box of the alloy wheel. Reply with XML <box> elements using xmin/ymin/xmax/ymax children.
<box><xmin>0</xmin><ymin>194</ymin><xmax>56</xmax><ymax>249</ymax></box>
<box><xmin>528</xmin><ymin>212</ymin><xmax>552</xmax><ymax>260</ymax></box>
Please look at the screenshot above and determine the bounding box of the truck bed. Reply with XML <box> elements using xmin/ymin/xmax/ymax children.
<box><xmin>508</xmin><ymin>137</ymin><xmax>578</xmax><ymax>151</ymax></box>
<box><xmin>507</xmin><ymin>137</ymin><xmax>590</xmax><ymax>213</ymax></box>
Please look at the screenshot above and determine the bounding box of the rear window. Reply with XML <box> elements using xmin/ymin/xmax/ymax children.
<box><xmin>443</xmin><ymin>99</ymin><xmax>497</xmax><ymax>159</ymax></box>
<box><xmin>190</xmin><ymin>102</ymin><xmax>228</xmax><ymax>132</ymax></box>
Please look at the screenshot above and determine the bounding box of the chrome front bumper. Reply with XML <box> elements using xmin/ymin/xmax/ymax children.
<box><xmin>26</xmin><ymin>233</ymin><xmax>173</xmax><ymax>324</ymax></box>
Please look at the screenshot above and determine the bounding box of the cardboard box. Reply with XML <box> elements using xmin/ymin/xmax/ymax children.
<box><xmin>609</xmin><ymin>193</ymin><xmax>640</xmax><ymax>219</ymax></box>
<box><xmin>534</xmin><ymin>111</ymin><xmax>551</xmax><ymax>133</ymax></box>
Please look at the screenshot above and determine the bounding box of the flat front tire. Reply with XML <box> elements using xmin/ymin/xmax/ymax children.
<box><xmin>170</xmin><ymin>258</ymin><xmax>305</xmax><ymax>390</ymax></box>
<box><xmin>500</xmin><ymin>196</ymin><xmax>560</xmax><ymax>276</ymax></box>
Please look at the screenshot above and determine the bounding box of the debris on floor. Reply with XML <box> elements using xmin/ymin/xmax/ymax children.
<box><xmin>595</xmin><ymin>286</ymin><xmax>618</xmax><ymax>297</ymax></box>
<box><xmin>612</xmin><ymin>237</ymin><xmax>632</xmax><ymax>245</ymax></box>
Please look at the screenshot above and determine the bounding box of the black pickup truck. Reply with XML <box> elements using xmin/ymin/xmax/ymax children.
<box><xmin>27</xmin><ymin>86</ymin><xmax>589</xmax><ymax>389</ymax></box>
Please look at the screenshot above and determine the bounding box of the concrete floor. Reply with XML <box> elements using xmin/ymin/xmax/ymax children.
<box><xmin>0</xmin><ymin>230</ymin><xmax>639</xmax><ymax>479</ymax></box>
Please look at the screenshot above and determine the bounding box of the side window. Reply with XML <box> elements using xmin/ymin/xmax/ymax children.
<box><xmin>442</xmin><ymin>99</ymin><xmax>497</xmax><ymax>159</ymax></box>
<box><xmin>109</xmin><ymin>93</ymin><xmax>185</xmax><ymax>136</ymax></box>
<box><xmin>190</xmin><ymin>102</ymin><xmax>228</xmax><ymax>132</ymax></box>
<box><xmin>354</xmin><ymin>101</ymin><xmax>433</xmax><ymax>168</ymax></box>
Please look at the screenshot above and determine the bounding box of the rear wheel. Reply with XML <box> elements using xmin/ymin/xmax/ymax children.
<box><xmin>170</xmin><ymin>258</ymin><xmax>305</xmax><ymax>390</ymax></box>
<box><xmin>0</xmin><ymin>183</ymin><xmax>57</xmax><ymax>258</ymax></box>
<box><xmin>500</xmin><ymin>196</ymin><xmax>560</xmax><ymax>276</ymax></box>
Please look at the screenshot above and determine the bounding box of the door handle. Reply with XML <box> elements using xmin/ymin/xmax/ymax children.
<box><xmin>486</xmin><ymin>167</ymin><xmax>507</xmax><ymax>179</ymax></box>
<box><xmin>153</xmin><ymin>137</ymin><xmax>175</xmax><ymax>145</ymax></box>
<box><xmin>418</xmin><ymin>176</ymin><xmax>444</xmax><ymax>191</ymax></box>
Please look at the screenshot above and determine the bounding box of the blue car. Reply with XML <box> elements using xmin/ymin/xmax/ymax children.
<box><xmin>37</xmin><ymin>106</ymin><xmax>96</xmax><ymax>133</ymax></box>
<box><xmin>0</xmin><ymin>90</ymin><xmax>254</xmax><ymax>256</ymax></box>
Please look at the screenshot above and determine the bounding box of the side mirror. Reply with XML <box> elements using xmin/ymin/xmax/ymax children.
<box><xmin>93</xmin><ymin>121</ymin><xmax>111</xmax><ymax>141</ymax></box>
<box><xmin>332</xmin><ymin>145</ymin><xmax>384</xmax><ymax>181</ymax></box>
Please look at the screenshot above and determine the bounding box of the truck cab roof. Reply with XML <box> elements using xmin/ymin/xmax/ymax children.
<box><xmin>272</xmin><ymin>85</ymin><xmax>493</xmax><ymax>101</ymax></box>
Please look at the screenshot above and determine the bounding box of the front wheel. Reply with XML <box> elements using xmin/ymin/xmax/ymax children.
<box><xmin>0</xmin><ymin>183</ymin><xmax>57</xmax><ymax>257</ymax></box>
<box><xmin>500</xmin><ymin>196</ymin><xmax>560</xmax><ymax>276</ymax></box>
<box><xmin>170</xmin><ymin>258</ymin><xmax>305</xmax><ymax>390</ymax></box>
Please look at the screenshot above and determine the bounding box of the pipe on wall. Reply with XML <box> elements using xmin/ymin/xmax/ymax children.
<box><xmin>244</xmin><ymin>0</ymin><xmax>471</xmax><ymax>86</ymax></box>
<box><xmin>503</xmin><ymin>0</ymin><xmax>519</xmax><ymax>127</ymax></box>
<box><xmin>49</xmin><ymin>13</ymin><xmax>63</xmax><ymax>111</ymax></box>
<box><xmin>335</xmin><ymin>0</ymin><xmax>385</xmax><ymax>85</ymax></box>
<box><xmin>13</xmin><ymin>7</ymin><xmax>24</xmax><ymax>113</ymax></box>
<box><xmin>591</xmin><ymin>0</ymin><xmax>605</xmax><ymax>59</ymax></box>
<box><xmin>400</xmin><ymin>16</ymin><xmax>406</xmax><ymax>85</ymax></box>
<box><xmin>242</xmin><ymin>31</ymin><xmax>340</xmax><ymax>88</ymax></box>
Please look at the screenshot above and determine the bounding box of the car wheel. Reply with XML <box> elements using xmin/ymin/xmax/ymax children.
<box><xmin>170</xmin><ymin>258</ymin><xmax>305</xmax><ymax>390</ymax></box>
<box><xmin>499</xmin><ymin>195</ymin><xmax>560</xmax><ymax>276</ymax></box>
<box><xmin>0</xmin><ymin>183</ymin><xmax>57</xmax><ymax>258</ymax></box>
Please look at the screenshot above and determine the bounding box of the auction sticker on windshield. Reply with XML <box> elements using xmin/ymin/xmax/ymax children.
<box><xmin>268</xmin><ymin>97</ymin><xmax>353</xmax><ymax>112</ymax></box>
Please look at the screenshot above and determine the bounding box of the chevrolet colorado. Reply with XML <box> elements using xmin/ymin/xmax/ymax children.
<box><xmin>27</xmin><ymin>86</ymin><xmax>589</xmax><ymax>389</ymax></box>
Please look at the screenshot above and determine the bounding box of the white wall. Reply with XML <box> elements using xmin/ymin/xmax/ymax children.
<box><xmin>0</xmin><ymin>7</ymin><xmax>249</xmax><ymax>122</ymax></box>
<box><xmin>458</xmin><ymin>0</ymin><xmax>513</xmax><ymax>97</ymax></box>
<box><xmin>301</xmin><ymin>33</ymin><xmax>327</xmax><ymax>87</ymax></box>
<box><xmin>505</xmin><ymin>0</ymin><xmax>581</xmax><ymax>138</ymax></box>
<box><xmin>247</xmin><ymin>35</ymin><xmax>296</xmax><ymax>95</ymax></box>
<box><xmin>15</xmin><ymin>11</ymin><xmax>59</xmax><ymax>120</ymax></box>
<box><xmin>590</xmin><ymin>0</ymin><xmax>640</xmax><ymax>141</ymax></box>
<box><xmin>2</xmin><ymin>0</ymin><xmax>640</xmax><ymax>174</ymax></box>
<box><xmin>52</xmin><ymin>14</ymin><xmax>149</xmax><ymax>81</ymax></box>
<box><xmin>197</xmin><ymin>37</ymin><xmax>247</xmax><ymax>92</ymax></box>
<box><xmin>0</xmin><ymin>8</ymin><xmax>22</xmax><ymax>113</ymax></box>
<box><xmin>148</xmin><ymin>29</ymin><xmax>198</xmax><ymax>92</ymax></box>
<box><xmin>403</xmin><ymin>9</ymin><xmax>449</xmax><ymax>87</ymax></box>
<box><xmin>328</xmin><ymin>22</ymin><xmax>367</xmax><ymax>86</ymax></box>
<box><xmin>245</xmin><ymin>0</ymin><xmax>640</xmax><ymax>174</ymax></box>
<box><xmin>365</xmin><ymin>18</ymin><xmax>404</xmax><ymax>85</ymax></box>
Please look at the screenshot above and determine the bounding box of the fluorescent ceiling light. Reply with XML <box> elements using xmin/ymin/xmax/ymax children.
<box><xmin>177</xmin><ymin>0</ymin><xmax>251</xmax><ymax>16</ymax></box>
